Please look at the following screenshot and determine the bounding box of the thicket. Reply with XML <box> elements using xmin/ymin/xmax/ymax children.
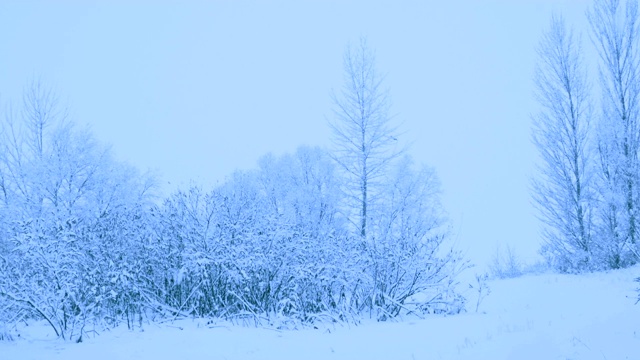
<box><xmin>0</xmin><ymin>42</ymin><xmax>465</xmax><ymax>342</ymax></box>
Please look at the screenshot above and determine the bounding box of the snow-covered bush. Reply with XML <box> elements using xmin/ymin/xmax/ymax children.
<box><xmin>358</xmin><ymin>157</ymin><xmax>466</xmax><ymax>319</ymax></box>
<box><xmin>3</xmin><ymin>217</ymin><xmax>94</xmax><ymax>341</ymax></box>
<box><xmin>83</xmin><ymin>205</ymin><xmax>157</xmax><ymax>330</ymax></box>
<box><xmin>0</xmin><ymin>82</ymin><xmax>156</xmax><ymax>341</ymax></box>
<box><xmin>489</xmin><ymin>244</ymin><xmax>523</xmax><ymax>279</ymax></box>
<box><xmin>0</xmin><ymin>186</ymin><xmax>153</xmax><ymax>341</ymax></box>
<box><xmin>146</xmin><ymin>148</ymin><xmax>354</xmax><ymax>323</ymax></box>
<box><xmin>0</xmin><ymin>248</ymin><xmax>21</xmax><ymax>342</ymax></box>
<box><xmin>145</xmin><ymin>147</ymin><xmax>466</xmax><ymax>324</ymax></box>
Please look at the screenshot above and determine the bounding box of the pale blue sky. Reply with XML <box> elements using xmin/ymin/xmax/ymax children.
<box><xmin>0</xmin><ymin>1</ymin><xmax>591</xmax><ymax>267</ymax></box>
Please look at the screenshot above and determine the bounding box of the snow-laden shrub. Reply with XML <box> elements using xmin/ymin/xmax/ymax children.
<box><xmin>0</xmin><ymin>254</ymin><xmax>20</xmax><ymax>342</ymax></box>
<box><xmin>489</xmin><ymin>244</ymin><xmax>523</xmax><ymax>279</ymax></box>
<box><xmin>144</xmin><ymin>149</ymin><xmax>466</xmax><ymax>324</ymax></box>
<box><xmin>0</xmin><ymin>100</ymin><xmax>156</xmax><ymax>340</ymax></box>
<box><xmin>1</xmin><ymin>218</ymin><xmax>91</xmax><ymax>341</ymax></box>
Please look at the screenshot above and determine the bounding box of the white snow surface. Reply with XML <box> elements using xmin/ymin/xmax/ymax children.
<box><xmin>2</xmin><ymin>267</ymin><xmax>639</xmax><ymax>360</ymax></box>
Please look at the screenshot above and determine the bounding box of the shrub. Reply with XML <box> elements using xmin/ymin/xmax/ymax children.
<box><xmin>489</xmin><ymin>244</ymin><xmax>523</xmax><ymax>279</ymax></box>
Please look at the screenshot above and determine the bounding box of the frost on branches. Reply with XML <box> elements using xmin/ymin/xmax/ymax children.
<box><xmin>0</xmin><ymin>81</ymin><xmax>155</xmax><ymax>341</ymax></box>
<box><xmin>0</xmin><ymin>56</ymin><xmax>465</xmax><ymax>340</ymax></box>
<box><xmin>148</xmin><ymin>147</ymin><xmax>465</xmax><ymax>325</ymax></box>
<box><xmin>533</xmin><ymin>0</ymin><xmax>640</xmax><ymax>272</ymax></box>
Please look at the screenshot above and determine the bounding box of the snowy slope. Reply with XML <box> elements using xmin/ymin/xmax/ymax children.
<box><xmin>1</xmin><ymin>266</ymin><xmax>638</xmax><ymax>360</ymax></box>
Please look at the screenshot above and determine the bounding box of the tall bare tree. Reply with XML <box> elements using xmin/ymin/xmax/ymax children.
<box><xmin>532</xmin><ymin>15</ymin><xmax>596</xmax><ymax>271</ymax></box>
<box><xmin>329</xmin><ymin>37</ymin><xmax>402</xmax><ymax>239</ymax></box>
<box><xmin>588</xmin><ymin>0</ymin><xmax>640</xmax><ymax>266</ymax></box>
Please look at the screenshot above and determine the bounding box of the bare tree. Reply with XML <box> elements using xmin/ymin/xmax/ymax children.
<box><xmin>329</xmin><ymin>37</ymin><xmax>402</xmax><ymax>239</ymax></box>
<box><xmin>329</xmin><ymin>38</ymin><xmax>465</xmax><ymax>318</ymax></box>
<box><xmin>0</xmin><ymin>79</ymin><xmax>69</xmax><ymax>217</ymax></box>
<box><xmin>22</xmin><ymin>79</ymin><xmax>68</xmax><ymax>159</ymax></box>
<box><xmin>532</xmin><ymin>15</ymin><xmax>596</xmax><ymax>271</ymax></box>
<box><xmin>588</xmin><ymin>0</ymin><xmax>640</xmax><ymax>266</ymax></box>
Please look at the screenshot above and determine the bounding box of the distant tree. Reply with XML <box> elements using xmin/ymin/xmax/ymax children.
<box><xmin>0</xmin><ymin>80</ymin><xmax>67</xmax><ymax>217</ymax></box>
<box><xmin>531</xmin><ymin>15</ymin><xmax>597</xmax><ymax>271</ymax></box>
<box><xmin>257</xmin><ymin>146</ymin><xmax>344</xmax><ymax>239</ymax></box>
<box><xmin>329</xmin><ymin>37</ymin><xmax>402</xmax><ymax>239</ymax></box>
<box><xmin>588</xmin><ymin>0</ymin><xmax>640</xmax><ymax>266</ymax></box>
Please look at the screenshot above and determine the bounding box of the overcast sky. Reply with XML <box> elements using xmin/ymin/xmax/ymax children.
<box><xmin>0</xmin><ymin>0</ymin><xmax>592</xmax><ymax>268</ymax></box>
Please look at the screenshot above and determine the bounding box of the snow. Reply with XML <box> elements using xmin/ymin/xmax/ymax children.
<box><xmin>2</xmin><ymin>267</ymin><xmax>639</xmax><ymax>360</ymax></box>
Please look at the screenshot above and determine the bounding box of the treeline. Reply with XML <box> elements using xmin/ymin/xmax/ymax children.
<box><xmin>0</xmin><ymin>40</ymin><xmax>465</xmax><ymax>342</ymax></box>
<box><xmin>533</xmin><ymin>0</ymin><xmax>640</xmax><ymax>272</ymax></box>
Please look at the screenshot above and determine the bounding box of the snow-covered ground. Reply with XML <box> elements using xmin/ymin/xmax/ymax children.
<box><xmin>2</xmin><ymin>266</ymin><xmax>639</xmax><ymax>360</ymax></box>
